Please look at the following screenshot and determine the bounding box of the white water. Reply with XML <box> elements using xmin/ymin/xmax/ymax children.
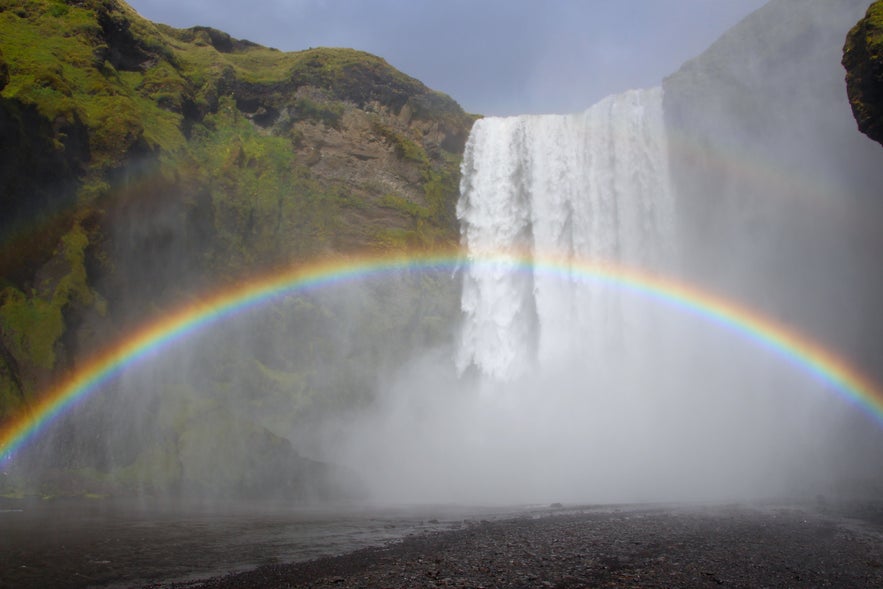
<box><xmin>457</xmin><ymin>87</ymin><xmax>674</xmax><ymax>380</ymax></box>
<box><xmin>331</xmin><ymin>87</ymin><xmax>841</xmax><ymax>505</ymax></box>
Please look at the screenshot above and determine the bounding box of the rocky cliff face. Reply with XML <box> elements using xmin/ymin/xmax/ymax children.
<box><xmin>663</xmin><ymin>0</ymin><xmax>883</xmax><ymax>489</ymax></box>
<box><xmin>844</xmin><ymin>0</ymin><xmax>883</xmax><ymax>146</ymax></box>
<box><xmin>664</xmin><ymin>0</ymin><xmax>883</xmax><ymax>430</ymax></box>
<box><xmin>0</xmin><ymin>0</ymin><xmax>472</xmax><ymax>498</ymax></box>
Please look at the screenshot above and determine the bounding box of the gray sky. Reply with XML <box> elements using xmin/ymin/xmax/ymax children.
<box><xmin>127</xmin><ymin>0</ymin><xmax>769</xmax><ymax>116</ymax></box>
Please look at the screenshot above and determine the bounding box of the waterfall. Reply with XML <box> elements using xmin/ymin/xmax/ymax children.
<box><xmin>456</xmin><ymin>87</ymin><xmax>674</xmax><ymax>380</ymax></box>
<box><xmin>339</xmin><ymin>4</ymin><xmax>883</xmax><ymax>503</ymax></box>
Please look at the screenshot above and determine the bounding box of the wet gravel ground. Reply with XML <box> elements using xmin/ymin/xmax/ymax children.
<box><xmin>156</xmin><ymin>503</ymin><xmax>883</xmax><ymax>589</ymax></box>
<box><xmin>1</xmin><ymin>501</ymin><xmax>484</xmax><ymax>589</ymax></box>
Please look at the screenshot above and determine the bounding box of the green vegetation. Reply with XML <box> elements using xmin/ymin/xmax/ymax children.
<box><xmin>844</xmin><ymin>1</ymin><xmax>883</xmax><ymax>146</ymax></box>
<box><xmin>290</xmin><ymin>95</ymin><xmax>345</xmax><ymax>128</ymax></box>
<box><xmin>0</xmin><ymin>221</ymin><xmax>100</xmax><ymax>378</ymax></box>
<box><xmin>183</xmin><ymin>95</ymin><xmax>342</xmax><ymax>270</ymax></box>
<box><xmin>0</xmin><ymin>0</ymin><xmax>185</xmax><ymax>166</ymax></box>
<box><xmin>868</xmin><ymin>1</ymin><xmax>883</xmax><ymax>45</ymax></box>
<box><xmin>0</xmin><ymin>0</ymin><xmax>473</xmax><ymax>497</ymax></box>
<box><xmin>844</xmin><ymin>1</ymin><xmax>883</xmax><ymax>63</ymax></box>
<box><xmin>0</xmin><ymin>288</ymin><xmax>64</xmax><ymax>371</ymax></box>
<box><xmin>372</xmin><ymin>120</ymin><xmax>429</xmax><ymax>164</ymax></box>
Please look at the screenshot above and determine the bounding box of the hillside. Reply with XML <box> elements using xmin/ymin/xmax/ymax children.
<box><xmin>0</xmin><ymin>0</ymin><xmax>473</xmax><ymax>498</ymax></box>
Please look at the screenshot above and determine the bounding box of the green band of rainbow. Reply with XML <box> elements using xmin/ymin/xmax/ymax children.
<box><xmin>2</xmin><ymin>252</ymin><xmax>881</xmax><ymax>464</ymax></box>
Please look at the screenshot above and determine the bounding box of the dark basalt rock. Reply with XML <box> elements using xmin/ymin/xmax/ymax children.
<box><xmin>0</xmin><ymin>47</ymin><xmax>8</xmax><ymax>91</ymax></box>
<box><xmin>844</xmin><ymin>0</ymin><xmax>883</xmax><ymax>146</ymax></box>
<box><xmin>180</xmin><ymin>26</ymin><xmax>261</xmax><ymax>53</ymax></box>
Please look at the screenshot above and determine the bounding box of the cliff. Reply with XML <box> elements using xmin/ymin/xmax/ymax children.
<box><xmin>844</xmin><ymin>0</ymin><xmax>883</xmax><ymax>146</ymax></box>
<box><xmin>664</xmin><ymin>0</ymin><xmax>883</xmax><ymax>422</ymax></box>
<box><xmin>0</xmin><ymin>0</ymin><xmax>472</xmax><ymax>498</ymax></box>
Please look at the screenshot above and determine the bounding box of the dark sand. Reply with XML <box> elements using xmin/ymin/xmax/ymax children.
<box><xmin>152</xmin><ymin>502</ymin><xmax>883</xmax><ymax>589</ymax></box>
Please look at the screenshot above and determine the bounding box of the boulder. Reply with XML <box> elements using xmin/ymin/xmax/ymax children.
<box><xmin>843</xmin><ymin>1</ymin><xmax>883</xmax><ymax>146</ymax></box>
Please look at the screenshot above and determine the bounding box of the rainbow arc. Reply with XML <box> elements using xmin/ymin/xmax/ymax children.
<box><xmin>1</xmin><ymin>251</ymin><xmax>881</xmax><ymax>464</ymax></box>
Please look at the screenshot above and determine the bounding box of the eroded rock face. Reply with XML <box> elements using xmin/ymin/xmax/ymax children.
<box><xmin>0</xmin><ymin>0</ymin><xmax>472</xmax><ymax>499</ymax></box>
<box><xmin>843</xmin><ymin>0</ymin><xmax>883</xmax><ymax>146</ymax></box>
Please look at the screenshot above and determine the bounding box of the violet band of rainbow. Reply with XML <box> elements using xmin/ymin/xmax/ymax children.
<box><xmin>2</xmin><ymin>251</ymin><xmax>881</xmax><ymax>464</ymax></box>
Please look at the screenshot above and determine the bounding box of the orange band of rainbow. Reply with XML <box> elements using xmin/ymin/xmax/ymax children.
<box><xmin>2</xmin><ymin>252</ymin><xmax>881</xmax><ymax>464</ymax></box>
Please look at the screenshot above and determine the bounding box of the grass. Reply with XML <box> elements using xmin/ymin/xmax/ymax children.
<box><xmin>0</xmin><ymin>221</ymin><xmax>97</xmax><ymax>373</ymax></box>
<box><xmin>0</xmin><ymin>0</ymin><xmax>472</xmax><ymax>472</ymax></box>
<box><xmin>866</xmin><ymin>1</ymin><xmax>883</xmax><ymax>53</ymax></box>
<box><xmin>290</xmin><ymin>95</ymin><xmax>345</xmax><ymax>128</ymax></box>
<box><xmin>0</xmin><ymin>0</ymin><xmax>187</xmax><ymax>167</ymax></box>
<box><xmin>846</xmin><ymin>1</ymin><xmax>883</xmax><ymax>58</ymax></box>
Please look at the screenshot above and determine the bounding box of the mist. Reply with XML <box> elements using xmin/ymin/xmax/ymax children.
<box><xmin>312</xmin><ymin>0</ymin><xmax>883</xmax><ymax>507</ymax></box>
<box><xmin>6</xmin><ymin>0</ymin><xmax>883</xmax><ymax>512</ymax></box>
<box><xmin>323</xmin><ymin>317</ymin><xmax>871</xmax><ymax>506</ymax></box>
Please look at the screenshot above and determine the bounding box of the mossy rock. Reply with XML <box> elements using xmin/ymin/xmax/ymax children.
<box><xmin>0</xmin><ymin>46</ymin><xmax>8</xmax><ymax>91</ymax></box>
<box><xmin>843</xmin><ymin>0</ymin><xmax>883</xmax><ymax>146</ymax></box>
<box><xmin>0</xmin><ymin>0</ymin><xmax>473</xmax><ymax>489</ymax></box>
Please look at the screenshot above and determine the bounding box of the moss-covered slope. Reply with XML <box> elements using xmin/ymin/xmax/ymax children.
<box><xmin>0</xmin><ymin>0</ymin><xmax>474</xmax><ymax>498</ymax></box>
<box><xmin>844</xmin><ymin>0</ymin><xmax>883</xmax><ymax>146</ymax></box>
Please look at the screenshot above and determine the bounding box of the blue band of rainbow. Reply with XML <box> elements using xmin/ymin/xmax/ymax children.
<box><xmin>2</xmin><ymin>252</ymin><xmax>881</xmax><ymax>465</ymax></box>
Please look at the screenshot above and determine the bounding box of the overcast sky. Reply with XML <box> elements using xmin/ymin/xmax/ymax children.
<box><xmin>127</xmin><ymin>0</ymin><xmax>769</xmax><ymax>116</ymax></box>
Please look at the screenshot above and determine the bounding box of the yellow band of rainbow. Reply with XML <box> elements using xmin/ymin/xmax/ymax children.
<box><xmin>2</xmin><ymin>251</ymin><xmax>881</xmax><ymax>464</ymax></box>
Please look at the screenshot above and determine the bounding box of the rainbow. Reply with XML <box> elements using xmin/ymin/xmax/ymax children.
<box><xmin>2</xmin><ymin>251</ymin><xmax>882</xmax><ymax>464</ymax></box>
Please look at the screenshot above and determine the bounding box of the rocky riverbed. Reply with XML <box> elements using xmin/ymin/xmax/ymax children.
<box><xmin>154</xmin><ymin>502</ymin><xmax>883</xmax><ymax>588</ymax></box>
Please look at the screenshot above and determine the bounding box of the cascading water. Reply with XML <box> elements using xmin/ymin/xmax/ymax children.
<box><xmin>335</xmin><ymin>2</ymin><xmax>883</xmax><ymax>505</ymax></box>
<box><xmin>457</xmin><ymin>87</ymin><xmax>674</xmax><ymax>381</ymax></box>
<box><xmin>339</xmin><ymin>81</ymin><xmax>870</xmax><ymax>504</ymax></box>
<box><xmin>419</xmin><ymin>86</ymin><xmax>815</xmax><ymax>501</ymax></box>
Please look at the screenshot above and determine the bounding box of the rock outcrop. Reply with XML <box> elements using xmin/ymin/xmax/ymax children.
<box><xmin>844</xmin><ymin>0</ymin><xmax>883</xmax><ymax>146</ymax></box>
